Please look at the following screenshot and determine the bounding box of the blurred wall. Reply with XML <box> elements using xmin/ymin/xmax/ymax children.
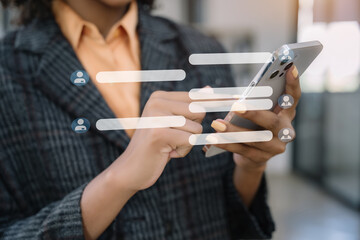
<box><xmin>314</xmin><ymin>0</ymin><xmax>360</xmax><ymax>23</ymax></box>
<box><xmin>154</xmin><ymin>0</ymin><xmax>298</xmax><ymax>51</ymax></box>
<box><xmin>202</xmin><ymin>0</ymin><xmax>298</xmax><ymax>52</ymax></box>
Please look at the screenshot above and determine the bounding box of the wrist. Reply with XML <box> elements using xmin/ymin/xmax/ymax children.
<box><xmin>105</xmin><ymin>152</ymin><xmax>140</xmax><ymax>194</ymax></box>
<box><xmin>103</xmin><ymin>165</ymin><xmax>138</xmax><ymax>196</ymax></box>
<box><xmin>235</xmin><ymin>162</ymin><xmax>266</xmax><ymax>175</ymax></box>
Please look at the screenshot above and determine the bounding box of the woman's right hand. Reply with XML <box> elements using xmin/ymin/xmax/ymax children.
<box><xmin>110</xmin><ymin>91</ymin><xmax>205</xmax><ymax>191</ymax></box>
<box><xmin>81</xmin><ymin>91</ymin><xmax>205</xmax><ymax>239</ymax></box>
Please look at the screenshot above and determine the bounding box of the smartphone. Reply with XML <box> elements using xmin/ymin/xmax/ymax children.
<box><xmin>204</xmin><ymin>41</ymin><xmax>323</xmax><ymax>157</ymax></box>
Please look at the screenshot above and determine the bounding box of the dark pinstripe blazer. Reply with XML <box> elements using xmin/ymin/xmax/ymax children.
<box><xmin>0</xmin><ymin>6</ymin><xmax>274</xmax><ymax>240</ymax></box>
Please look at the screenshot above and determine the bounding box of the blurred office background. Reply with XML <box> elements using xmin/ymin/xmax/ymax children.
<box><xmin>1</xmin><ymin>0</ymin><xmax>359</xmax><ymax>239</ymax></box>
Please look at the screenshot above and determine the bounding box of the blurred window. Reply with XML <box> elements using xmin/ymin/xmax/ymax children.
<box><xmin>298</xmin><ymin>0</ymin><xmax>360</xmax><ymax>92</ymax></box>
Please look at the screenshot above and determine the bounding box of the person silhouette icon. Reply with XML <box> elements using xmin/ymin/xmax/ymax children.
<box><xmin>278</xmin><ymin>128</ymin><xmax>293</xmax><ymax>142</ymax></box>
<box><xmin>70</xmin><ymin>70</ymin><xmax>89</xmax><ymax>86</ymax></box>
<box><xmin>281</xmin><ymin>95</ymin><xmax>292</xmax><ymax>107</ymax></box>
<box><xmin>74</xmin><ymin>71</ymin><xmax>86</xmax><ymax>84</ymax></box>
<box><xmin>278</xmin><ymin>94</ymin><xmax>294</xmax><ymax>109</ymax></box>
<box><xmin>75</xmin><ymin>119</ymin><xmax>87</xmax><ymax>131</ymax></box>
<box><xmin>72</xmin><ymin>118</ymin><xmax>90</xmax><ymax>133</ymax></box>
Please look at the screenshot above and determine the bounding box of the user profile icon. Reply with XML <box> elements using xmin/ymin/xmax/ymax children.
<box><xmin>278</xmin><ymin>128</ymin><xmax>294</xmax><ymax>143</ymax></box>
<box><xmin>278</xmin><ymin>94</ymin><xmax>294</xmax><ymax>109</ymax></box>
<box><xmin>70</xmin><ymin>70</ymin><xmax>89</xmax><ymax>86</ymax></box>
<box><xmin>71</xmin><ymin>118</ymin><xmax>90</xmax><ymax>133</ymax></box>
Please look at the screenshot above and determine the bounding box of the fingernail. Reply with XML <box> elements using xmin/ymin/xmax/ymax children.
<box><xmin>198</xmin><ymin>86</ymin><xmax>213</xmax><ymax>94</ymax></box>
<box><xmin>202</xmin><ymin>146</ymin><xmax>207</xmax><ymax>153</ymax></box>
<box><xmin>292</xmin><ymin>66</ymin><xmax>298</xmax><ymax>79</ymax></box>
<box><xmin>237</xmin><ymin>109</ymin><xmax>247</xmax><ymax>114</ymax></box>
<box><xmin>205</xmin><ymin>134</ymin><xmax>219</xmax><ymax>144</ymax></box>
<box><xmin>231</xmin><ymin>102</ymin><xmax>247</xmax><ymax>114</ymax></box>
<box><xmin>211</xmin><ymin>120</ymin><xmax>227</xmax><ymax>132</ymax></box>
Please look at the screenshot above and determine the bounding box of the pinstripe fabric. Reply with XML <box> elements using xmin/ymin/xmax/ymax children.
<box><xmin>0</xmin><ymin>6</ymin><xmax>275</xmax><ymax>240</ymax></box>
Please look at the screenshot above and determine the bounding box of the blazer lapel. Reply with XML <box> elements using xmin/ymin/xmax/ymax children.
<box><xmin>16</xmin><ymin>10</ymin><xmax>182</xmax><ymax>151</ymax></box>
<box><xmin>137</xmin><ymin>9</ymin><xmax>181</xmax><ymax>111</ymax></box>
<box><xmin>29</xmin><ymin>20</ymin><xmax>131</xmax><ymax>150</ymax></box>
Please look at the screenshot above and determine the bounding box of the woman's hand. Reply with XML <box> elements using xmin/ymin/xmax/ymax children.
<box><xmin>81</xmin><ymin>91</ymin><xmax>205</xmax><ymax>239</ymax></box>
<box><xmin>111</xmin><ymin>91</ymin><xmax>205</xmax><ymax>191</ymax></box>
<box><xmin>211</xmin><ymin>66</ymin><xmax>300</xmax><ymax>171</ymax></box>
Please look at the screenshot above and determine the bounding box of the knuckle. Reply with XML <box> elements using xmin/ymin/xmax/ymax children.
<box><xmin>147</xmin><ymin>97</ymin><xmax>162</xmax><ymax>110</ymax></box>
<box><xmin>294</xmin><ymin>90</ymin><xmax>301</xmax><ymax>100</ymax></box>
<box><xmin>150</xmin><ymin>90</ymin><xmax>165</xmax><ymax>99</ymax></box>
<box><xmin>195</xmin><ymin>124</ymin><xmax>203</xmax><ymax>134</ymax></box>
<box><xmin>259</xmin><ymin>155</ymin><xmax>270</xmax><ymax>162</ymax></box>
<box><xmin>292</xmin><ymin>129</ymin><xmax>296</xmax><ymax>140</ymax></box>
<box><xmin>276</xmin><ymin>144</ymin><xmax>286</xmax><ymax>154</ymax></box>
<box><xmin>242</xmin><ymin>110</ymin><xmax>256</xmax><ymax>119</ymax></box>
<box><xmin>179</xmin><ymin>151</ymin><xmax>188</xmax><ymax>158</ymax></box>
<box><xmin>197</xmin><ymin>112</ymin><xmax>206</xmax><ymax>120</ymax></box>
<box><xmin>240</xmin><ymin>145</ymin><xmax>251</xmax><ymax>156</ymax></box>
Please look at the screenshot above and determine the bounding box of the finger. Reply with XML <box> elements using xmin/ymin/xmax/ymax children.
<box><xmin>211</xmin><ymin>119</ymin><xmax>286</xmax><ymax>155</ymax></box>
<box><xmin>148</xmin><ymin>98</ymin><xmax>205</xmax><ymax>123</ymax></box>
<box><xmin>272</xmin><ymin>66</ymin><xmax>300</xmax><ymax>119</ymax></box>
<box><xmin>234</xmin><ymin>110</ymin><xmax>284</xmax><ymax>133</ymax></box>
<box><xmin>284</xmin><ymin>65</ymin><xmax>301</xmax><ymax>107</ymax></box>
<box><xmin>173</xmin><ymin>119</ymin><xmax>203</xmax><ymax>134</ymax></box>
<box><xmin>167</xmin><ymin>100</ymin><xmax>205</xmax><ymax>123</ymax></box>
<box><xmin>165</xmin><ymin>129</ymin><xmax>193</xmax><ymax>158</ymax></box>
<box><xmin>151</xmin><ymin>86</ymin><xmax>216</xmax><ymax>103</ymax></box>
<box><xmin>151</xmin><ymin>90</ymin><xmax>193</xmax><ymax>103</ymax></box>
<box><xmin>215</xmin><ymin>143</ymin><xmax>273</xmax><ymax>163</ymax></box>
<box><xmin>244</xmin><ymin>139</ymin><xmax>286</xmax><ymax>155</ymax></box>
<box><xmin>211</xmin><ymin>119</ymin><xmax>249</xmax><ymax>132</ymax></box>
<box><xmin>273</xmin><ymin>65</ymin><xmax>300</xmax><ymax>117</ymax></box>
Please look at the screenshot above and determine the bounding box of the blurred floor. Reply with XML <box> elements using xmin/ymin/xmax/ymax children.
<box><xmin>268</xmin><ymin>174</ymin><xmax>360</xmax><ymax>240</ymax></box>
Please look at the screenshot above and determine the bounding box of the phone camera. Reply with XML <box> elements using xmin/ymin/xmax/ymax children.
<box><xmin>280</xmin><ymin>59</ymin><xmax>289</xmax><ymax>65</ymax></box>
<box><xmin>284</xmin><ymin>62</ymin><xmax>294</xmax><ymax>71</ymax></box>
<box><xmin>279</xmin><ymin>48</ymin><xmax>294</xmax><ymax>65</ymax></box>
<box><xmin>270</xmin><ymin>70</ymin><xmax>279</xmax><ymax>79</ymax></box>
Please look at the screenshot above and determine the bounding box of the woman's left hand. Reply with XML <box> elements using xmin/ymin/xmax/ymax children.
<box><xmin>211</xmin><ymin>66</ymin><xmax>301</xmax><ymax>171</ymax></box>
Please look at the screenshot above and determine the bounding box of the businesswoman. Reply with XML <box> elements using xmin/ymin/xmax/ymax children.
<box><xmin>0</xmin><ymin>0</ymin><xmax>301</xmax><ymax>239</ymax></box>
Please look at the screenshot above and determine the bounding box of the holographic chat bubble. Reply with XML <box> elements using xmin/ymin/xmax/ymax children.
<box><xmin>96</xmin><ymin>70</ymin><xmax>186</xmax><ymax>83</ymax></box>
<box><xmin>189</xmin><ymin>52</ymin><xmax>272</xmax><ymax>65</ymax></box>
<box><xmin>189</xmin><ymin>86</ymin><xmax>273</xmax><ymax>100</ymax></box>
<box><xmin>96</xmin><ymin>116</ymin><xmax>186</xmax><ymax>131</ymax></box>
<box><xmin>189</xmin><ymin>131</ymin><xmax>273</xmax><ymax>145</ymax></box>
<box><xmin>189</xmin><ymin>99</ymin><xmax>273</xmax><ymax>113</ymax></box>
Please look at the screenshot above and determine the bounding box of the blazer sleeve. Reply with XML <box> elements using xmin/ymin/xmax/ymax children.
<box><xmin>0</xmin><ymin>177</ymin><xmax>88</xmax><ymax>240</ymax></box>
<box><xmin>223</xmin><ymin>158</ymin><xmax>275</xmax><ymax>239</ymax></box>
<box><xmin>0</xmin><ymin>62</ymin><xmax>89</xmax><ymax>239</ymax></box>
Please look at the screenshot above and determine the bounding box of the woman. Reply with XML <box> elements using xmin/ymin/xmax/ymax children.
<box><xmin>0</xmin><ymin>0</ymin><xmax>300</xmax><ymax>239</ymax></box>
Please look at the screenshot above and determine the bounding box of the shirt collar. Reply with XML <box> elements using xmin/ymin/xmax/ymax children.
<box><xmin>52</xmin><ymin>0</ymin><xmax>138</xmax><ymax>49</ymax></box>
<box><xmin>107</xmin><ymin>0</ymin><xmax>138</xmax><ymax>43</ymax></box>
